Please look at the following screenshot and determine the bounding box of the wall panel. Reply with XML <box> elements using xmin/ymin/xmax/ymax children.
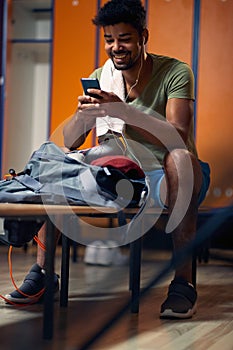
<box><xmin>196</xmin><ymin>0</ymin><xmax>233</xmax><ymax>206</ymax></box>
<box><xmin>1</xmin><ymin>0</ymin><xmax>12</xmax><ymax>176</ymax></box>
<box><xmin>50</xmin><ymin>0</ymin><xmax>99</xmax><ymax>146</ymax></box>
<box><xmin>147</xmin><ymin>0</ymin><xmax>194</xmax><ymax>65</ymax></box>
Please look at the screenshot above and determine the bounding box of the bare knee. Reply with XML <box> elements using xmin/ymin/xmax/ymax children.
<box><xmin>164</xmin><ymin>149</ymin><xmax>202</xmax><ymax>195</ymax></box>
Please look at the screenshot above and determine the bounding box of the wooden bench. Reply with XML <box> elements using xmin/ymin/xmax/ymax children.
<box><xmin>0</xmin><ymin>203</ymin><xmax>199</xmax><ymax>340</ymax></box>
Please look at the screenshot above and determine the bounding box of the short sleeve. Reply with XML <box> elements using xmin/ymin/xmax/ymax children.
<box><xmin>166</xmin><ymin>63</ymin><xmax>195</xmax><ymax>101</ymax></box>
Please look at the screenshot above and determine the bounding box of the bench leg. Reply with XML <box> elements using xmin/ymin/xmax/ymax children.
<box><xmin>43</xmin><ymin>216</ymin><xmax>56</xmax><ymax>340</ymax></box>
<box><xmin>129</xmin><ymin>237</ymin><xmax>142</xmax><ymax>313</ymax></box>
<box><xmin>60</xmin><ymin>233</ymin><xmax>71</xmax><ymax>307</ymax></box>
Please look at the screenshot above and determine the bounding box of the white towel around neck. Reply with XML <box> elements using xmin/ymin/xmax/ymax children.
<box><xmin>96</xmin><ymin>59</ymin><xmax>126</xmax><ymax>137</ymax></box>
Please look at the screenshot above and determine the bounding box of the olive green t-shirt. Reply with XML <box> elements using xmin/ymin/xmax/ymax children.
<box><xmin>90</xmin><ymin>53</ymin><xmax>198</xmax><ymax>171</ymax></box>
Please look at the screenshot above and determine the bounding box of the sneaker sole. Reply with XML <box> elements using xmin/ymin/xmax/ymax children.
<box><xmin>5</xmin><ymin>289</ymin><xmax>59</xmax><ymax>305</ymax></box>
<box><xmin>160</xmin><ymin>302</ymin><xmax>197</xmax><ymax>319</ymax></box>
<box><xmin>5</xmin><ymin>293</ymin><xmax>42</xmax><ymax>304</ymax></box>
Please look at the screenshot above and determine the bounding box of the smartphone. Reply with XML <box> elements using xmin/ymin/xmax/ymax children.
<box><xmin>81</xmin><ymin>78</ymin><xmax>102</xmax><ymax>99</ymax></box>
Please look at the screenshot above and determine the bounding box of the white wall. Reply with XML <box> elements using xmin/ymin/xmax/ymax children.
<box><xmin>31</xmin><ymin>58</ymin><xmax>50</xmax><ymax>154</ymax></box>
<box><xmin>4</xmin><ymin>46</ymin><xmax>36</xmax><ymax>171</ymax></box>
<box><xmin>2</xmin><ymin>2</ymin><xmax>51</xmax><ymax>174</ymax></box>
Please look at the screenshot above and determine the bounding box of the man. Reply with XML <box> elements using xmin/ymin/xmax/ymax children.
<box><xmin>6</xmin><ymin>0</ymin><xmax>210</xmax><ymax>319</ymax></box>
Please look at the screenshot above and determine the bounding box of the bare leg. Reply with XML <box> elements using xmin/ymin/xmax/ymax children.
<box><xmin>163</xmin><ymin>149</ymin><xmax>203</xmax><ymax>283</ymax></box>
<box><xmin>5</xmin><ymin>221</ymin><xmax>61</xmax><ymax>303</ymax></box>
<box><xmin>36</xmin><ymin>223</ymin><xmax>61</xmax><ymax>269</ymax></box>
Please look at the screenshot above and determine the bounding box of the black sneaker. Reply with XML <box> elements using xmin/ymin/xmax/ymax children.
<box><xmin>5</xmin><ymin>263</ymin><xmax>59</xmax><ymax>304</ymax></box>
<box><xmin>160</xmin><ymin>277</ymin><xmax>197</xmax><ymax>319</ymax></box>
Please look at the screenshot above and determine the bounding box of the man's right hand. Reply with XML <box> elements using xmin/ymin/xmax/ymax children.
<box><xmin>77</xmin><ymin>89</ymin><xmax>123</xmax><ymax>112</ymax></box>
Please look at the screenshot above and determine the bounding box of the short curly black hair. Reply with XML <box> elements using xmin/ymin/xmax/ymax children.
<box><xmin>92</xmin><ymin>0</ymin><xmax>146</xmax><ymax>35</ymax></box>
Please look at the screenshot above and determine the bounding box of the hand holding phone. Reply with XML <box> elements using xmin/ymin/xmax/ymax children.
<box><xmin>81</xmin><ymin>78</ymin><xmax>102</xmax><ymax>99</ymax></box>
<box><xmin>80</xmin><ymin>78</ymin><xmax>125</xmax><ymax>137</ymax></box>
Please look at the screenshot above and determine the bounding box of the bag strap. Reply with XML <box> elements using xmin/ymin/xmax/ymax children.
<box><xmin>14</xmin><ymin>174</ymin><xmax>43</xmax><ymax>192</ymax></box>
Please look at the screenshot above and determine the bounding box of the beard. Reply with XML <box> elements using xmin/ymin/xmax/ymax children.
<box><xmin>110</xmin><ymin>51</ymin><xmax>140</xmax><ymax>71</ymax></box>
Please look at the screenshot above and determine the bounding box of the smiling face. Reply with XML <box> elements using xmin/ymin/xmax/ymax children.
<box><xmin>103</xmin><ymin>23</ymin><xmax>144</xmax><ymax>71</ymax></box>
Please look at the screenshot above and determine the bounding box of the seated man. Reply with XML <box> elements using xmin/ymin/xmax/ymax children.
<box><xmin>6</xmin><ymin>0</ymin><xmax>210</xmax><ymax>319</ymax></box>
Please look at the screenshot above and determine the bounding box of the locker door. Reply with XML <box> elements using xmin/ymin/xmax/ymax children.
<box><xmin>50</xmin><ymin>0</ymin><xmax>100</xmax><ymax>148</ymax></box>
<box><xmin>196</xmin><ymin>0</ymin><xmax>233</xmax><ymax>207</ymax></box>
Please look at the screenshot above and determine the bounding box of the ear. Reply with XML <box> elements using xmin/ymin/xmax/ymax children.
<box><xmin>142</xmin><ymin>28</ymin><xmax>149</xmax><ymax>45</ymax></box>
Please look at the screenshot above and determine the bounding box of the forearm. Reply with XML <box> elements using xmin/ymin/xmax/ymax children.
<box><xmin>63</xmin><ymin>112</ymin><xmax>94</xmax><ymax>150</ymax></box>
<box><xmin>104</xmin><ymin>103</ymin><xmax>188</xmax><ymax>149</ymax></box>
<box><xmin>126</xmin><ymin>120</ymin><xmax>186</xmax><ymax>149</ymax></box>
